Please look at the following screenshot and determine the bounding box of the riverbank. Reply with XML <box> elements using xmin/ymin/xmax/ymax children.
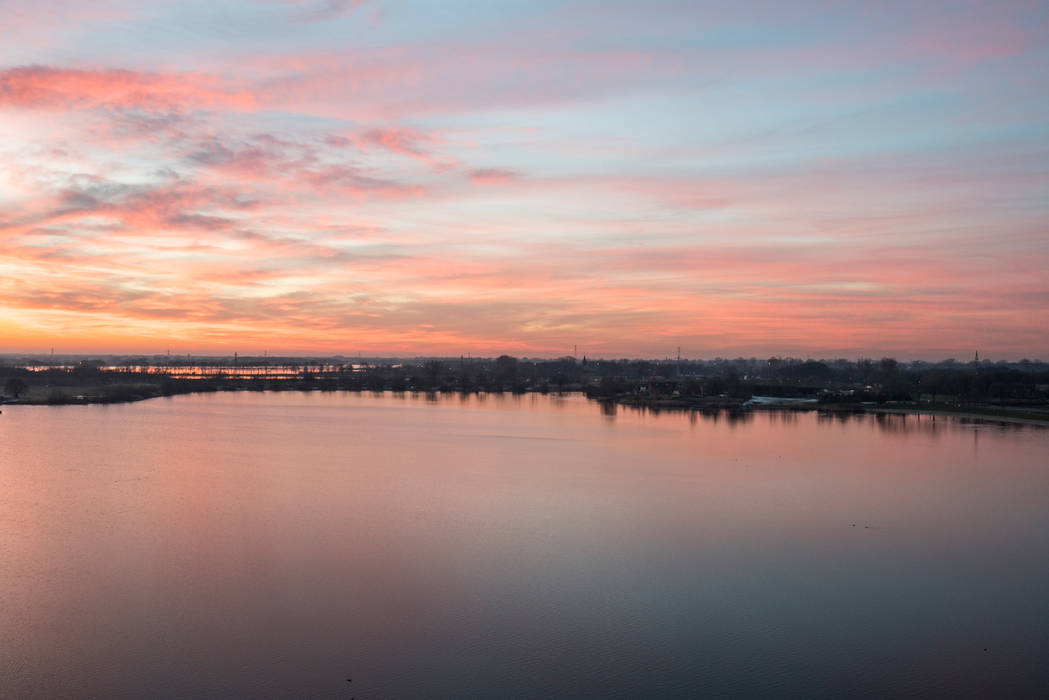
<box><xmin>1</xmin><ymin>382</ymin><xmax>168</xmax><ymax>405</ymax></box>
<box><xmin>5</xmin><ymin>383</ymin><xmax>1049</xmax><ymax>427</ymax></box>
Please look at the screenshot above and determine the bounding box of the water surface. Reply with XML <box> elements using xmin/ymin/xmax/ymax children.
<box><xmin>2</xmin><ymin>392</ymin><xmax>1048</xmax><ymax>698</ymax></box>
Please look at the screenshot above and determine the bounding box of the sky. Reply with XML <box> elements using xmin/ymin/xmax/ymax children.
<box><xmin>1</xmin><ymin>0</ymin><xmax>1047</xmax><ymax>359</ymax></box>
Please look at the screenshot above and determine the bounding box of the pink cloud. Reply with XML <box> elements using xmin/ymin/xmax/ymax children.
<box><xmin>0</xmin><ymin>66</ymin><xmax>256</xmax><ymax>112</ymax></box>
<box><xmin>360</xmin><ymin>127</ymin><xmax>431</xmax><ymax>160</ymax></box>
<box><xmin>2</xmin><ymin>2</ymin><xmax>1046</xmax><ymax>358</ymax></box>
<box><xmin>469</xmin><ymin>169</ymin><xmax>520</xmax><ymax>186</ymax></box>
<box><xmin>354</xmin><ymin>127</ymin><xmax>459</xmax><ymax>171</ymax></box>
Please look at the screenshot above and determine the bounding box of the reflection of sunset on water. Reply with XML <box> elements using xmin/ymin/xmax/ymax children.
<box><xmin>3</xmin><ymin>392</ymin><xmax>1048</xmax><ymax>697</ymax></box>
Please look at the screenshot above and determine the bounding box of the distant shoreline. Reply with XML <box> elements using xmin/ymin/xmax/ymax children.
<box><xmin>5</xmin><ymin>355</ymin><xmax>1047</xmax><ymax>426</ymax></box>
<box><xmin>4</xmin><ymin>387</ymin><xmax>1049</xmax><ymax>426</ymax></box>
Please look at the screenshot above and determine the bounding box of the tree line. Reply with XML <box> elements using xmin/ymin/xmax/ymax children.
<box><xmin>2</xmin><ymin>355</ymin><xmax>1047</xmax><ymax>406</ymax></box>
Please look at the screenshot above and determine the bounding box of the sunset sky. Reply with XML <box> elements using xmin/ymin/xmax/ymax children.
<box><xmin>1</xmin><ymin>0</ymin><xmax>1047</xmax><ymax>358</ymax></box>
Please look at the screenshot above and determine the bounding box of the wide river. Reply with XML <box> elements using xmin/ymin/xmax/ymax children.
<box><xmin>2</xmin><ymin>392</ymin><xmax>1048</xmax><ymax>698</ymax></box>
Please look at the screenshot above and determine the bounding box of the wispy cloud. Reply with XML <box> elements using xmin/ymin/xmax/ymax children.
<box><xmin>0</xmin><ymin>65</ymin><xmax>255</xmax><ymax>112</ymax></box>
<box><xmin>0</xmin><ymin>0</ymin><xmax>1046</xmax><ymax>356</ymax></box>
<box><xmin>265</xmin><ymin>0</ymin><xmax>369</xmax><ymax>23</ymax></box>
<box><xmin>469</xmin><ymin>169</ymin><xmax>520</xmax><ymax>186</ymax></box>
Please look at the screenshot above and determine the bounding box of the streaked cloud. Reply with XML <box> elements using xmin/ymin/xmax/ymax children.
<box><xmin>0</xmin><ymin>0</ymin><xmax>1047</xmax><ymax>357</ymax></box>
<box><xmin>0</xmin><ymin>65</ymin><xmax>255</xmax><ymax>111</ymax></box>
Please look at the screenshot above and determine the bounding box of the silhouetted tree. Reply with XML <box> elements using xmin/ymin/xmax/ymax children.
<box><xmin>4</xmin><ymin>377</ymin><xmax>28</xmax><ymax>399</ymax></box>
<box><xmin>857</xmin><ymin>358</ymin><xmax>875</xmax><ymax>384</ymax></box>
<box><xmin>424</xmin><ymin>360</ymin><xmax>442</xmax><ymax>386</ymax></box>
<box><xmin>495</xmin><ymin>355</ymin><xmax>518</xmax><ymax>381</ymax></box>
<box><xmin>71</xmin><ymin>360</ymin><xmax>103</xmax><ymax>381</ymax></box>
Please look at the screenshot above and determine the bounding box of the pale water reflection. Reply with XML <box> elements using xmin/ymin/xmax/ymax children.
<box><xmin>2</xmin><ymin>392</ymin><xmax>1048</xmax><ymax>698</ymax></box>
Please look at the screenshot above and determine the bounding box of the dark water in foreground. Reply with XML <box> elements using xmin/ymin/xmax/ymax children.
<box><xmin>2</xmin><ymin>392</ymin><xmax>1048</xmax><ymax>698</ymax></box>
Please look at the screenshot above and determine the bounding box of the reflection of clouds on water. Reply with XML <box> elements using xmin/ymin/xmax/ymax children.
<box><xmin>5</xmin><ymin>390</ymin><xmax>1048</xmax><ymax>698</ymax></box>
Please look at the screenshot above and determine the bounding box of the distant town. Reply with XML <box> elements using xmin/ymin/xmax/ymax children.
<box><xmin>2</xmin><ymin>353</ymin><xmax>1048</xmax><ymax>423</ymax></box>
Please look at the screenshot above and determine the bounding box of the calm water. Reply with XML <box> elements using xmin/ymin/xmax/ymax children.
<box><xmin>2</xmin><ymin>392</ymin><xmax>1048</xmax><ymax>698</ymax></box>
